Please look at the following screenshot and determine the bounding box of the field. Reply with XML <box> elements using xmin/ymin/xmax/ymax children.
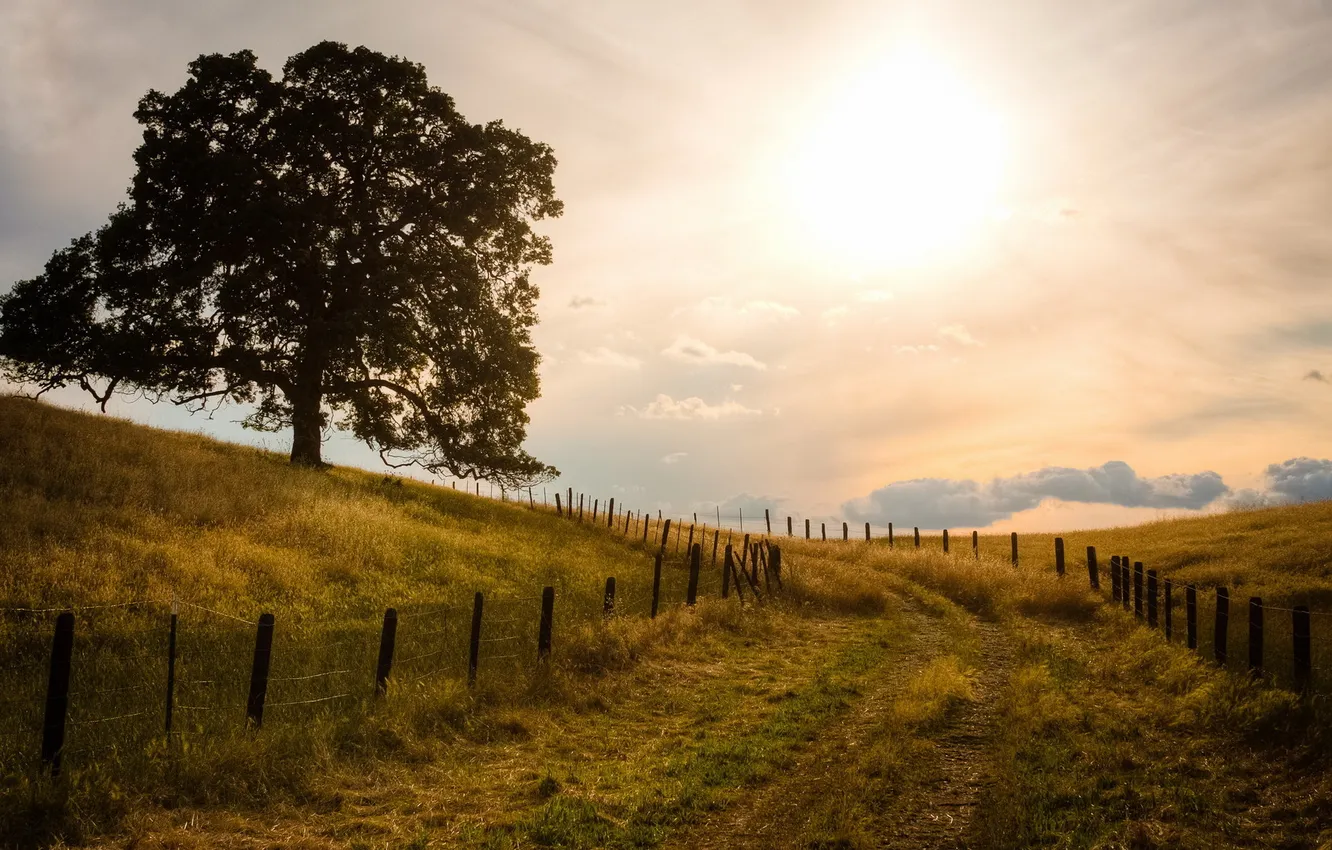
<box><xmin>2</xmin><ymin>395</ymin><xmax>1331</xmax><ymax>849</ymax></box>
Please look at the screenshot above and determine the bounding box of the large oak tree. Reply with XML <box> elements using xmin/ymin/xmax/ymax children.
<box><xmin>0</xmin><ymin>42</ymin><xmax>562</xmax><ymax>485</ymax></box>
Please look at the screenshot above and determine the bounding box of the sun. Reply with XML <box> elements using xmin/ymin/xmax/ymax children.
<box><xmin>786</xmin><ymin>49</ymin><xmax>1007</xmax><ymax>271</ymax></box>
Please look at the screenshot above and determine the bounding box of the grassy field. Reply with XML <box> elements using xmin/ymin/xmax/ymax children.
<box><xmin>2</xmin><ymin>395</ymin><xmax>1331</xmax><ymax>849</ymax></box>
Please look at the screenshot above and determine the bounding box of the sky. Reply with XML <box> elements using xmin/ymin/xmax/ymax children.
<box><xmin>4</xmin><ymin>0</ymin><xmax>1332</xmax><ymax>533</ymax></box>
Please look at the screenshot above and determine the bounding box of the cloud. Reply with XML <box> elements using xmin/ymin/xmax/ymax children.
<box><xmin>569</xmin><ymin>295</ymin><xmax>605</xmax><ymax>309</ymax></box>
<box><xmin>622</xmin><ymin>393</ymin><xmax>761</xmax><ymax>421</ymax></box>
<box><xmin>685</xmin><ymin>297</ymin><xmax>799</xmax><ymax>320</ymax></box>
<box><xmin>821</xmin><ymin>306</ymin><xmax>849</xmax><ymax>324</ymax></box>
<box><xmin>938</xmin><ymin>324</ymin><xmax>983</xmax><ymax>347</ymax></box>
<box><xmin>842</xmin><ymin>461</ymin><xmax>1230</xmax><ymax>529</ymax></box>
<box><xmin>893</xmin><ymin>345</ymin><xmax>940</xmax><ymax>355</ymax></box>
<box><xmin>661</xmin><ymin>451</ymin><xmax>688</xmax><ymax>464</ymax></box>
<box><xmin>1304</xmin><ymin>369</ymin><xmax>1327</xmax><ymax>382</ymax></box>
<box><xmin>1228</xmin><ymin>457</ymin><xmax>1332</xmax><ymax>508</ymax></box>
<box><xmin>577</xmin><ymin>347</ymin><xmax>641</xmax><ymax>369</ymax></box>
<box><xmin>661</xmin><ymin>336</ymin><xmax>766</xmax><ymax>370</ymax></box>
<box><xmin>857</xmin><ymin>289</ymin><xmax>894</xmax><ymax>303</ymax></box>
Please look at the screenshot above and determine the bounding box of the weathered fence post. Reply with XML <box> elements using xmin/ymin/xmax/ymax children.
<box><xmin>766</xmin><ymin>509</ymin><xmax>772</xmax><ymax>534</ymax></box>
<box><xmin>943</xmin><ymin>529</ymin><xmax>950</xmax><ymax>553</ymax></box>
<box><xmin>865</xmin><ymin>522</ymin><xmax>871</xmax><ymax>542</ymax></box>
<box><xmin>686</xmin><ymin>545</ymin><xmax>700</xmax><ymax>606</ymax></box>
<box><xmin>468</xmin><ymin>592</ymin><xmax>483</xmax><ymax>688</ymax></box>
<box><xmin>592</xmin><ymin>499</ymin><xmax>598</xmax><ymax>524</ymax></box>
<box><xmin>1186</xmin><ymin>585</ymin><xmax>1198</xmax><ymax>649</ymax></box>
<box><xmin>821</xmin><ymin>522</ymin><xmax>826</xmax><ymax>541</ymax></box>
<box><xmin>1133</xmin><ymin>562</ymin><xmax>1144</xmax><ymax>619</ymax></box>
<box><xmin>1214</xmin><ymin>588</ymin><xmax>1230</xmax><ymax>666</ymax></box>
<box><xmin>1110</xmin><ymin>556</ymin><xmax>1120</xmax><ymax>601</ymax></box>
<box><xmin>889</xmin><ymin>522</ymin><xmax>894</xmax><ymax>548</ymax></box>
<box><xmin>787</xmin><ymin>516</ymin><xmax>793</xmax><ymax>536</ymax></box>
<box><xmin>1293</xmin><ymin>606</ymin><xmax>1312</xmax><ymax>693</ymax></box>
<box><xmin>247</xmin><ymin>613</ymin><xmax>275</xmax><ymax>727</ymax></box>
<box><xmin>375</xmin><ymin>608</ymin><xmax>398</xmax><ymax>697</ymax></box>
<box><xmin>676</xmin><ymin>520</ymin><xmax>683</xmax><ymax>552</ymax></box>
<box><xmin>1164</xmin><ymin>578</ymin><xmax>1173</xmax><ymax>640</ymax></box>
<box><xmin>805</xmin><ymin>518</ymin><xmax>811</xmax><ymax>540</ymax></box>
<box><xmin>660</xmin><ymin>519</ymin><xmax>672</xmax><ymax>552</ymax></box>
<box><xmin>1054</xmin><ymin>538</ymin><xmax>1065</xmax><ymax>577</ymax></box>
<box><xmin>843</xmin><ymin>522</ymin><xmax>848</xmax><ymax>542</ymax></box>
<box><xmin>687</xmin><ymin>524</ymin><xmax>695</xmax><ymax>555</ymax></box>
<box><xmin>712</xmin><ymin>529</ymin><xmax>720</xmax><ymax>568</ymax></box>
<box><xmin>165</xmin><ymin>598</ymin><xmax>178</xmax><ymax>737</ymax></box>
<box><xmin>1011</xmin><ymin>532</ymin><xmax>1018</xmax><ymax>567</ymax></box>
<box><xmin>972</xmin><ymin>530</ymin><xmax>978</xmax><ymax>559</ymax></box>
<box><xmin>603</xmin><ymin>577</ymin><xmax>617</xmax><ymax>618</ymax></box>
<box><xmin>1087</xmin><ymin>546</ymin><xmax>1099</xmax><ymax>590</ymax></box>
<box><xmin>643</xmin><ymin>514</ymin><xmax>651</xmax><ymax>543</ymax></box>
<box><xmin>578</xmin><ymin>493</ymin><xmax>584</xmax><ymax>521</ymax></box>
<box><xmin>608</xmin><ymin>498</ymin><xmax>615</xmax><ymax>528</ymax></box>
<box><xmin>1146</xmin><ymin>571</ymin><xmax>1158</xmax><ymax>627</ymax></box>
<box><xmin>1248</xmin><ymin>597</ymin><xmax>1263</xmax><ymax>676</ymax></box>
<box><xmin>555</xmin><ymin>492</ymin><xmax>563</xmax><ymax>517</ymax></box>
<box><xmin>41</xmin><ymin>612</ymin><xmax>74</xmax><ymax>775</ymax></box>
<box><xmin>914</xmin><ymin>527</ymin><xmax>920</xmax><ymax>548</ymax></box>
<box><xmin>538</xmin><ymin>587</ymin><xmax>555</xmax><ymax>661</ymax></box>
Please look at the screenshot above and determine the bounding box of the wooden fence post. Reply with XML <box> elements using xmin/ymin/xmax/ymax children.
<box><xmin>468</xmin><ymin>592</ymin><xmax>483</xmax><ymax>688</ymax></box>
<box><xmin>1087</xmin><ymin>546</ymin><xmax>1099</xmax><ymax>590</ymax></box>
<box><xmin>1214</xmin><ymin>588</ymin><xmax>1229</xmax><ymax>666</ymax></box>
<box><xmin>1248</xmin><ymin>597</ymin><xmax>1263</xmax><ymax>676</ymax></box>
<box><xmin>165</xmin><ymin>600</ymin><xmax>178</xmax><ymax>737</ymax></box>
<box><xmin>843</xmin><ymin>522</ymin><xmax>848</xmax><ymax>542</ymax></box>
<box><xmin>821</xmin><ymin>522</ymin><xmax>826</xmax><ymax>541</ymax></box>
<box><xmin>888</xmin><ymin>522</ymin><xmax>894</xmax><ymax>548</ymax></box>
<box><xmin>676</xmin><ymin>520</ymin><xmax>683</xmax><ymax>552</ymax></box>
<box><xmin>943</xmin><ymin>529</ymin><xmax>950</xmax><ymax>553</ymax></box>
<box><xmin>687</xmin><ymin>524</ymin><xmax>695</xmax><ymax>556</ymax></box>
<box><xmin>538</xmin><ymin>587</ymin><xmax>554</xmax><ymax>661</ymax></box>
<box><xmin>722</xmin><ymin>545</ymin><xmax>734</xmax><ymax>599</ymax></box>
<box><xmin>1011</xmin><ymin>532</ymin><xmax>1018</xmax><ymax>567</ymax></box>
<box><xmin>1164</xmin><ymin>579</ymin><xmax>1173</xmax><ymax>640</ymax></box>
<box><xmin>787</xmin><ymin>516</ymin><xmax>793</xmax><ymax>536</ymax></box>
<box><xmin>1146</xmin><ymin>571</ymin><xmax>1158</xmax><ymax>627</ymax></box>
<box><xmin>972</xmin><ymin>530</ymin><xmax>978</xmax><ymax>559</ymax></box>
<box><xmin>40</xmin><ymin>612</ymin><xmax>74</xmax><ymax>775</ymax></box>
<box><xmin>1055</xmin><ymin>538</ymin><xmax>1065</xmax><ymax>577</ymax></box>
<box><xmin>766</xmin><ymin>509</ymin><xmax>772</xmax><ymax>534</ymax></box>
<box><xmin>603</xmin><ymin>577</ymin><xmax>617</xmax><ymax>618</ymax></box>
<box><xmin>608</xmin><ymin>498</ymin><xmax>615</xmax><ymax>528</ymax></box>
<box><xmin>593</xmin><ymin>499</ymin><xmax>599</xmax><ymax>524</ymax></box>
<box><xmin>865</xmin><ymin>522</ymin><xmax>871</xmax><ymax>542</ymax></box>
<box><xmin>1133</xmin><ymin>562</ymin><xmax>1144</xmax><ymax>619</ymax></box>
<box><xmin>643</xmin><ymin>514</ymin><xmax>650</xmax><ymax>543</ymax></box>
<box><xmin>712</xmin><ymin>530</ymin><xmax>720</xmax><ymax>568</ymax></box>
<box><xmin>687</xmin><ymin>546</ymin><xmax>700</xmax><ymax>606</ymax></box>
<box><xmin>660</xmin><ymin>518</ymin><xmax>672</xmax><ymax>552</ymax></box>
<box><xmin>914</xmin><ymin>527</ymin><xmax>920</xmax><ymax>548</ymax></box>
<box><xmin>246</xmin><ymin>613</ymin><xmax>275</xmax><ymax>728</ymax></box>
<box><xmin>771</xmin><ymin>546</ymin><xmax>784</xmax><ymax>589</ymax></box>
<box><xmin>1186</xmin><ymin>585</ymin><xmax>1198</xmax><ymax>650</ymax></box>
<box><xmin>1293</xmin><ymin>606</ymin><xmax>1312</xmax><ymax>693</ymax></box>
<box><xmin>375</xmin><ymin>608</ymin><xmax>398</xmax><ymax>697</ymax></box>
<box><xmin>555</xmin><ymin>492</ymin><xmax>563</xmax><ymax>517</ymax></box>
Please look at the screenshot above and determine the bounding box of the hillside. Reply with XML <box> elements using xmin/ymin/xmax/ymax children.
<box><xmin>1</xmin><ymin>396</ymin><xmax>1330</xmax><ymax>849</ymax></box>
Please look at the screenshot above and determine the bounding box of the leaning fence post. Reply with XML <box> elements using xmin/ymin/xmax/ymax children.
<box><xmin>1164</xmin><ymin>579</ymin><xmax>1173</xmax><ymax>640</ymax></box>
<box><xmin>41</xmin><ymin>611</ymin><xmax>74</xmax><ymax>775</ymax></box>
<box><xmin>246</xmin><ymin>613</ymin><xmax>275</xmax><ymax>728</ymax></box>
<box><xmin>555</xmin><ymin>493</ymin><xmax>563</xmax><ymax>517</ymax></box>
<box><xmin>712</xmin><ymin>529</ymin><xmax>720</xmax><ymax>568</ymax></box>
<box><xmin>1186</xmin><ymin>585</ymin><xmax>1198</xmax><ymax>649</ymax></box>
<box><xmin>687</xmin><ymin>545</ymin><xmax>700</xmax><ymax>606</ymax></box>
<box><xmin>1133</xmin><ymin>562</ymin><xmax>1144</xmax><ymax>619</ymax></box>
<box><xmin>165</xmin><ymin>595</ymin><xmax>178</xmax><ymax>737</ymax></box>
<box><xmin>1146</xmin><ymin>571</ymin><xmax>1158</xmax><ymax>627</ymax></box>
<box><xmin>375</xmin><ymin>608</ymin><xmax>398</xmax><ymax>697</ymax></box>
<box><xmin>1214</xmin><ymin>588</ymin><xmax>1230</xmax><ymax>666</ymax></box>
<box><xmin>1086</xmin><ymin>546</ymin><xmax>1099</xmax><ymax>590</ymax></box>
<box><xmin>1054</xmin><ymin>538</ymin><xmax>1065</xmax><ymax>577</ymax></box>
<box><xmin>468</xmin><ymin>592</ymin><xmax>483</xmax><ymax>688</ymax></box>
<box><xmin>1011</xmin><ymin>532</ymin><xmax>1018</xmax><ymax>567</ymax></box>
<box><xmin>538</xmin><ymin>587</ymin><xmax>554</xmax><ymax>661</ymax></box>
<box><xmin>660</xmin><ymin>519</ymin><xmax>672</xmax><ymax>553</ymax></box>
<box><xmin>1293</xmin><ymin>606</ymin><xmax>1312</xmax><ymax>693</ymax></box>
<box><xmin>1248</xmin><ymin>597</ymin><xmax>1263</xmax><ymax>676</ymax></box>
<box><xmin>766</xmin><ymin>509</ymin><xmax>772</xmax><ymax>535</ymax></box>
<box><xmin>943</xmin><ymin>529</ymin><xmax>950</xmax><ymax>553</ymax></box>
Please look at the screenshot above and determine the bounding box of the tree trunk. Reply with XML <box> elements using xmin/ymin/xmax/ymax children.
<box><xmin>289</xmin><ymin>383</ymin><xmax>324</xmax><ymax>467</ymax></box>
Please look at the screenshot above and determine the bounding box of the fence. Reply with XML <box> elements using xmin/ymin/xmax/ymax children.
<box><xmin>0</xmin><ymin>501</ymin><xmax>787</xmax><ymax>779</ymax></box>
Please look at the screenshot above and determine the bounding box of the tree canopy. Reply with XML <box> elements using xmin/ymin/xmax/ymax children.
<box><xmin>0</xmin><ymin>42</ymin><xmax>562</xmax><ymax>485</ymax></box>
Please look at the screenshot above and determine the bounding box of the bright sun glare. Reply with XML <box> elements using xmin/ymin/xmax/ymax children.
<box><xmin>788</xmin><ymin>49</ymin><xmax>1007</xmax><ymax>271</ymax></box>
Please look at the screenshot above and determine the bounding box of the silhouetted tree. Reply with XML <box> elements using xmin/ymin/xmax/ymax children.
<box><xmin>0</xmin><ymin>42</ymin><xmax>561</xmax><ymax>484</ymax></box>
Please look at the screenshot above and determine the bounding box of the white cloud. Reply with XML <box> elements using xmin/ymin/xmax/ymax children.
<box><xmin>661</xmin><ymin>451</ymin><xmax>688</xmax><ymax>464</ymax></box>
<box><xmin>893</xmin><ymin>344</ymin><xmax>940</xmax><ymax>355</ymax></box>
<box><xmin>686</xmin><ymin>297</ymin><xmax>800</xmax><ymax>320</ymax></box>
<box><xmin>578</xmin><ymin>347</ymin><xmax>642</xmax><ymax>369</ymax></box>
<box><xmin>938</xmin><ymin>324</ymin><xmax>983</xmax><ymax>347</ymax></box>
<box><xmin>622</xmin><ymin>394</ymin><xmax>762</xmax><ymax>420</ymax></box>
<box><xmin>661</xmin><ymin>336</ymin><xmax>766</xmax><ymax>370</ymax></box>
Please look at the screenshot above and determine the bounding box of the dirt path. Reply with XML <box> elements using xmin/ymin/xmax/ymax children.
<box><xmin>667</xmin><ymin>608</ymin><xmax>1015</xmax><ymax>850</ymax></box>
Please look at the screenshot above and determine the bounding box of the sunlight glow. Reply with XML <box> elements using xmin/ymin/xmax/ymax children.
<box><xmin>786</xmin><ymin>49</ymin><xmax>1007</xmax><ymax>271</ymax></box>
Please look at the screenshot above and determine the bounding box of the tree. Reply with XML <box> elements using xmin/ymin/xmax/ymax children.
<box><xmin>0</xmin><ymin>42</ymin><xmax>562</xmax><ymax>485</ymax></box>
